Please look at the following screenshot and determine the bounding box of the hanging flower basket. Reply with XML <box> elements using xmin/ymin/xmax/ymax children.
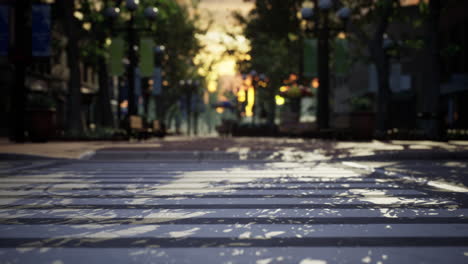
<box><xmin>278</xmin><ymin>85</ymin><xmax>313</xmax><ymax>99</ymax></box>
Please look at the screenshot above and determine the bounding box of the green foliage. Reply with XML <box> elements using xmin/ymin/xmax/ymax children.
<box><xmin>234</xmin><ymin>0</ymin><xmax>303</xmax><ymax>98</ymax></box>
<box><xmin>404</xmin><ymin>39</ymin><xmax>424</xmax><ymax>50</ymax></box>
<box><xmin>75</xmin><ymin>0</ymin><xmax>203</xmax><ymax>121</ymax></box>
<box><xmin>350</xmin><ymin>96</ymin><xmax>373</xmax><ymax>112</ymax></box>
<box><xmin>442</xmin><ymin>44</ymin><xmax>462</xmax><ymax>58</ymax></box>
<box><xmin>27</xmin><ymin>93</ymin><xmax>56</xmax><ymax>109</ymax></box>
<box><xmin>418</xmin><ymin>0</ymin><xmax>429</xmax><ymax>14</ymax></box>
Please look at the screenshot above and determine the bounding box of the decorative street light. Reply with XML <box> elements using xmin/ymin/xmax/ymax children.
<box><xmin>179</xmin><ymin>79</ymin><xmax>200</xmax><ymax>135</ymax></box>
<box><xmin>105</xmin><ymin>0</ymin><xmax>158</xmax><ymax>122</ymax></box>
<box><xmin>301</xmin><ymin>0</ymin><xmax>351</xmax><ymax>130</ymax></box>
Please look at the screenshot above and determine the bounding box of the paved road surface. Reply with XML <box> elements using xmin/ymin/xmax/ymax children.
<box><xmin>0</xmin><ymin>152</ymin><xmax>467</xmax><ymax>263</ymax></box>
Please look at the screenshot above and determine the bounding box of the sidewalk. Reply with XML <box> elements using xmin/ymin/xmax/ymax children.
<box><xmin>1</xmin><ymin>136</ymin><xmax>468</xmax><ymax>160</ymax></box>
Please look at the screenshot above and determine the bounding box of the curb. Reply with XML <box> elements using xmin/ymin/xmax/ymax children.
<box><xmin>342</xmin><ymin>161</ymin><xmax>468</xmax><ymax>193</ymax></box>
<box><xmin>334</xmin><ymin>151</ymin><xmax>468</xmax><ymax>161</ymax></box>
<box><xmin>89</xmin><ymin>150</ymin><xmax>282</xmax><ymax>161</ymax></box>
<box><xmin>78</xmin><ymin>150</ymin><xmax>96</xmax><ymax>160</ymax></box>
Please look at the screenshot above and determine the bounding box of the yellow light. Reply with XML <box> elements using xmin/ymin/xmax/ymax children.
<box><xmin>275</xmin><ymin>95</ymin><xmax>285</xmax><ymax>106</ymax></box>
<box><xmin>237</xmin><ymin>89</ymin><xmax>246</xmax><ymax>103</ymax></box>
<box><xmin>312</xmin><ymin>78</ymin><xmax>320</xmax><ymax>89</ymax></box>
<box><xmin>280</xmin><ymin>86</ymin><xmax>289</xmax><ymax>92</ymax></box>
<box><xmin>105</xmin><ymin>38</ymin><xmax>112</xmax><ymax>46</ymax></box>
<box><xmin>245</xmin><ymin>87</ymin><xmax>255</xmax><ymax>117</ymax></box>
<box><xmin>73</xmin><ymin>11</ymin><xmax>84</xmax><ymax>21</ymax></box>
<box><xmin>82</xmin><ymin>22</ymin><xmax>92</xmax><ymax>31</ymax></box>
<box><xmin>208</xmin><ymin>80</ymin><xmax>217</xmax><ymax>93</ymax></box>
<box><xmin>247</xmin><ymin>87</ymin><xmax>255</xmax><ymax>106</ymax></box>
<box><xmin>162</xmin><ymin>80</ymin><xmax>169</xmax><ymax>86</ymax></box>
<box><xmin>289</xmin><ymin>73</ymin><xmax>298</xmax><ymax>82</ymax></box>
<box><xmin>338</xmin><ymin>32</ymin><xmax>347</xmax><ymax>39</ymax></box>
<box><xmin>244</xmin><ymin>77</ymin><xmax>252</xmax><ymax>86</ymax></box>
<box><xmin>216</xmin><ymin>107</ymin><xmax>224</xmax><ymax>114</ymax></box>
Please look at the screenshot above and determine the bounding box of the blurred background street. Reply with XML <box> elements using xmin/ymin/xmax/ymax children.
<box><xmin>0</xmin><ymin>0</ymin><xmax>467</xmax><ymax>263</ymax></box>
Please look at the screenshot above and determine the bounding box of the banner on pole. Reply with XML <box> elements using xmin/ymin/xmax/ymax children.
<box><xmin>334</xmin><ymin>38</ymin><xmax>350</xmax><ymax>76</ymax></box>
<box><xmin>303</xmin><ymin>38</ymin><xmax>317</xmax><ymax>78</ymax></box>
<box><xmin>152</xmin><ymin>67</ymin><xmax>162</xmax><ymax>95</ymax></box>
<box><xmin>139</xmin><ymin>38</ymin><xmax>154</xmax><ymax>77</ymax></box>
<box><xmin>32</xmin><ymin>4</ymin><xmax>51</xmax><ymax>57</ymax></box>
<box><xmin>109</xmin><ymin>37</ymin><xmax>124</xmax><ymax>76</ymax></box>
<box><xmin>0</xmin><ymin>6</ymin><xmax>8</xmax><ymax>56</ymax></box>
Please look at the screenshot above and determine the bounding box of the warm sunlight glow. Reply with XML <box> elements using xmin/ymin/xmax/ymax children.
<box><xmin>216</xmin><ymin>59</ymin><xmax>237</xmax><ymax>76</ymax></box>
<box><xmin>208</xmin><ymin>79</ymin><xmax>217</xmax><ymax>93</ymax></box>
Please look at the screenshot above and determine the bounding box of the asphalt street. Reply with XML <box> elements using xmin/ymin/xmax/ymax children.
<box><xmin>0</xmin><ymin>151</ymin><xmax>467</xmax><ymax>263</ymax></box>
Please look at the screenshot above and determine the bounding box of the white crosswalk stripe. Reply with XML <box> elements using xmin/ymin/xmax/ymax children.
<box><xmin>0</xmin><ymin>157</ymin><xmax>467</xmax><ymax>263</ymax></box>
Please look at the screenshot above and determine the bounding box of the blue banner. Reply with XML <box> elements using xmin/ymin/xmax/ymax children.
<box><xmin>0</xmin><ymin>6</ymin><xmax>8</xmax><ymax>56</ymax></box>
<box><xmin>32</xmin><ymin>4</ymin><xmax>51</xmax><ymax>57</ymax></box>
<box><xmin>152</xmin><ymin>67</ymin><xmax>162</xmax><ymax>95</ymax></box>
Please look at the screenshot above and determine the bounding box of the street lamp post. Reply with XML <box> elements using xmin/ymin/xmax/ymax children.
<box><xmin>301</xmin><ymin>0</ymin><xmax>350</xmax><ymax>130</ymax></box>
<box><xmin>179</xmin><ymin>80</ymin><xmax>190</xmax><ymax>135</ymax></box>
<box><xmin>105</xmin><ymin>0</ymin><xmax>158</xmax><ymax>129</ymax></box>
<box><xmin>193</xmin><ymin>80</ymin><xmax>200</xmax><ymax>136</ymax></box>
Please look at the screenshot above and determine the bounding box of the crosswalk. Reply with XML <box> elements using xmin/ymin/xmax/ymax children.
<box><xmin>0</xmin><ymin>156</ymin><xmax>467</xmax><ymax>263</ymax></box>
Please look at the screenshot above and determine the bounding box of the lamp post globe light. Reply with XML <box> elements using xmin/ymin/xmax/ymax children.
<box><xmin>300</xmin><ymin>0</ymin><xmax>351</xmax><ymax>130</ymax></box>
<box><xmin>104</xmin><ymin>7</ymin><xmax>120</xmax><ymax>19</ymax></box>
<box><xmin>144</xmin><ymin>7</ymin><xmax>159</xmax><ymax>20</ymax></box>
<box><xmin>336</xmin><ymin>7</ymin><xmax>351</xmax><ymax>21</ymax></box>
<box><xmin>126</xmin><ymin>0</ymin><xmax>139</xmax><ymax>11</ymax></box>
<box><xmin>318</xmin><ymin>0</ymin><xmax>333</xmax><ymax>10</ymax></box>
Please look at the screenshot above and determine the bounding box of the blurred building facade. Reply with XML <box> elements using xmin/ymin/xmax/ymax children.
<box><xmin>332</xmin><ymin>0</ymin><xmax>467</xmax><ymax>137</ymax></box>
<box><xmin>0</xmin><ymin>0</ymin><xmax>101</xmax><ymax>137</ymax></box>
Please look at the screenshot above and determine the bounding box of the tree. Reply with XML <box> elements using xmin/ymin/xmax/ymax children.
<box><xmin>233</xmin><ymin>0</ymin><xmax>304</xmax><ymax>125</ymax></box>
<box><xmin>421</xmin><ymin>0</ymin><xmax>441</xmax><ymax>139</ymax></box>
<box><xmin>77</xmin><ymin>0</ymin><xmax>203</xmax><ymax>129</ymax></box>
<box><xmin>367</xmin><ymin>0</ymin><xmax>395</xmax><ymax>136</ymax></box>
<box><xmin>343</xmin><ymin>0</ymin><xmax>399</xmax><ymax>136</ymax></box>
<box><xmin>79</xmin><ymin>0</ymin><xmax>114</xmax><ymax>128</ymax></box>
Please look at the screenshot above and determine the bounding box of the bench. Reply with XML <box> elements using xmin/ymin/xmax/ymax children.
<box><xmin>152</xmin><ymin>120</ymin><xmax>166</xmax><ymax>138</ymax></box>
<box><xmin>129</xmin><ymin>115</ymin><xmax>150</xmax><ymax>140</ymax></box>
